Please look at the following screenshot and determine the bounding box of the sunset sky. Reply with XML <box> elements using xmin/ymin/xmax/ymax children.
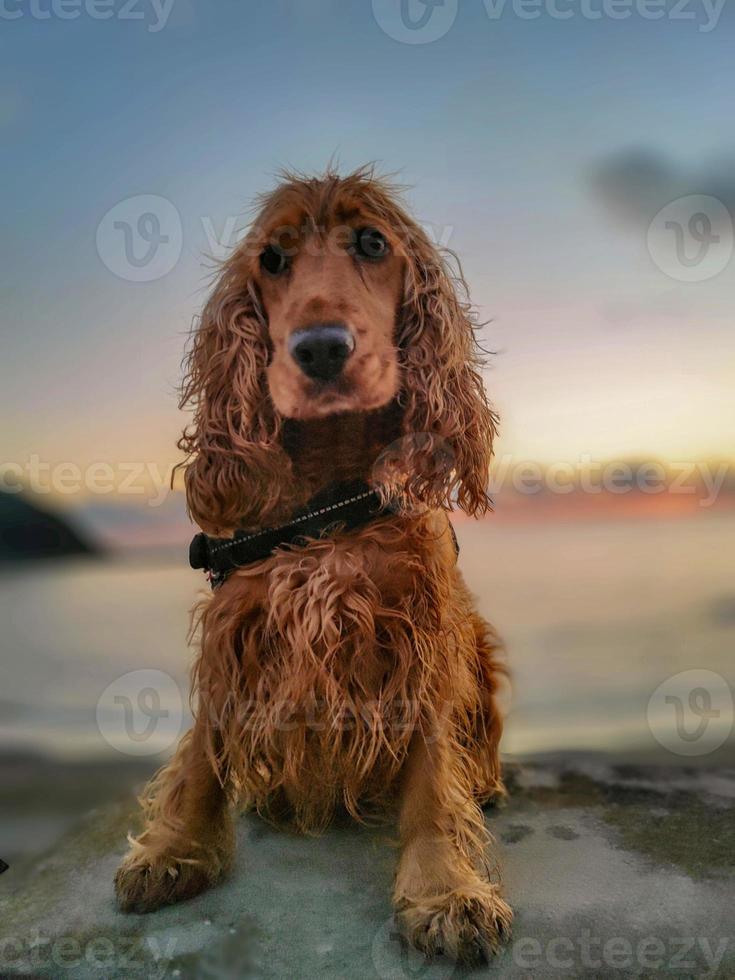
<box><xmin>3</xmin><ymin>0</ymin><xmax>734</xmax><ymax>498</ymax></box>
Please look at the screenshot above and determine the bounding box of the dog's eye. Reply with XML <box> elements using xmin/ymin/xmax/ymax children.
<box><xmin>351</xmin><ymin>227</ymin><xmax>389</xmax><ymax>261</ymax></box>
<box><xmin>260</xmin><ymin>244</ymin><xmax>289</xmax><ymax>276</ymax></box>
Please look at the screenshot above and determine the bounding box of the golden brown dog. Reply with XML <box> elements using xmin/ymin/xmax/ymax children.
<box><xmin>115</xmin><ymin>166</ymin><xmax>511</xmax><ymax>963</ymax></box>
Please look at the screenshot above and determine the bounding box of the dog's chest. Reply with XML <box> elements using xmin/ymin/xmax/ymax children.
<box><xmin>227</xmin><ymin>522</ymin><xmax>431</xmax><ymax>706</ymax></box>
<box><xmin>203</xmin><ymin>515</ymin><xmax>453</xmax><ymax>820</ymax></box>
<box><xmin>267</xmin><ymin>539</ymin><xmax>411</xmax><ymax>668</ymax></box>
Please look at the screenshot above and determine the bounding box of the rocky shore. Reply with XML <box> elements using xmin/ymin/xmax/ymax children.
<box><xmin>1</xmin><ymin>754</ymin><xmax>733</xmax><ymax>978</ymax></box>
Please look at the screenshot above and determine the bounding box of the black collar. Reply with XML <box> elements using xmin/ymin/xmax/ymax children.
<box><xmin>189</xmin><ymin>480</ymin><xmax>392</xmax><ymax>589</ymax></box>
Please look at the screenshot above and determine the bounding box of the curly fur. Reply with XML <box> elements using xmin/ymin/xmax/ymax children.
<box><xmin>177</xmin><ymin>165</ymin><xmax>497</xmax><ymax>531</ymax></box>
<box><xmin>192</xmin><ymin>515</ymin><xmax>504</xmax><ymax>835</ymax></box>
<box><xmin>116</xmin><ymin>166</ymin><xmax>511</xmax><ymax>963</ymax></box>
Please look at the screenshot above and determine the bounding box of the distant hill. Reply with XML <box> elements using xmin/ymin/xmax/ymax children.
<box><xmin>0</xmin><ymin>492</ymin><xmax>98</xmax><ymax>561</ymax></box>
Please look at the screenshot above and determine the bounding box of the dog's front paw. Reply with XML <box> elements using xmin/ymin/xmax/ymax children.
<box><xmin>115</xmin><ymin>847</ymin><xmax>222</xmax><ymax>914</ymax></box>
<box><xmin>396</xmin><ymin>883</ymin><xmax>512</xmax><ymax>965</ymax></box>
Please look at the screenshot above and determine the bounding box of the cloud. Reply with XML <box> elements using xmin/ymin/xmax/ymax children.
<box><xmin>588</xmin><ymin>147</ymin><xmax>735</xmax><ymax>227</ymax></box>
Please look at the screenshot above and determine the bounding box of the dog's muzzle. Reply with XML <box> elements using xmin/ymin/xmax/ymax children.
<box><xmin>288</xmin><ymin>323</ymin><xmax>355</xmax><ymax>382</ymax></box>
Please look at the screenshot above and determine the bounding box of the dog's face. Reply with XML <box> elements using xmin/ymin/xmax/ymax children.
<box><xmin>181</xmin><ymin>169</ymin><xmax>497</xmax><ymax>529</ymax></box>
<box><xmin>251</xmin><ymin>193</ymin><xmax>406</xmax><ymax>420</ymax></box>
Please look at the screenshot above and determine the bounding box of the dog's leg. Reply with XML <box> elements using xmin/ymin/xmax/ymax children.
<box><xmin>115</xmin><ymin>720</ymin><xmax>234</xmax><ymax>913</ymax></box>
<box><xmin>393</xmin><ymin>728</ymin><xmax>512</xmax><ymax>964</ymax></box>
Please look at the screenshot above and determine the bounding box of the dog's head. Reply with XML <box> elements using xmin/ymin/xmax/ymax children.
<box><xmin>255</xmin><ymin>177</ymin><xmax>404</xmax><ymax>420</ymax></box>
<box><xmin>180</xmin><ymin>167</ymin><xmax>497</xmax><ymax>530</ymax></box>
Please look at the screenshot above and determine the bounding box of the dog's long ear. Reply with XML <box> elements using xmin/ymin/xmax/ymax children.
<box><xmin>177</xmin><ymin>248</ymin><xmax>291</xmax><ymax>533</ymax></box>
<box><xmin>397</xmin><ymin>230</ymin><xmax>498</xmax><ymax>517</ymax></box>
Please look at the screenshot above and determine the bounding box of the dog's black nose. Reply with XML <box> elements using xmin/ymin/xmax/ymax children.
<box><xmin>288</xmin><ymin>324</ymin><xmax>355</xmax><ymax>382</ymax></box>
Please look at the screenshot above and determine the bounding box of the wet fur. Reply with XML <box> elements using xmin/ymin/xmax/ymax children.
<box><xmin>115</xmin><ymin>167</ymin><xmax>512</xmax><ymax>963</ymax></box>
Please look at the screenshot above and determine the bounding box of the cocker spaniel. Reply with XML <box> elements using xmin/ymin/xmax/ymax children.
<box><xmin>115</xmin><ymin>167</ymin><xmax>511</xmax><ymax>963</ymax></box>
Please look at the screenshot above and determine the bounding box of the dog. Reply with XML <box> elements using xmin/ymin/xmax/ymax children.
<box><xmin>115</xmin><ymin>166</ymin><xmax>512</xmax><ymax>963</ymax></box>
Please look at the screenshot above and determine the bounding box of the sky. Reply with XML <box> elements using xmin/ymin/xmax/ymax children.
<box><xmin>2</xmin><ymin>0</ymin><xmax>734</xmax><ymax>498</ymax></box>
